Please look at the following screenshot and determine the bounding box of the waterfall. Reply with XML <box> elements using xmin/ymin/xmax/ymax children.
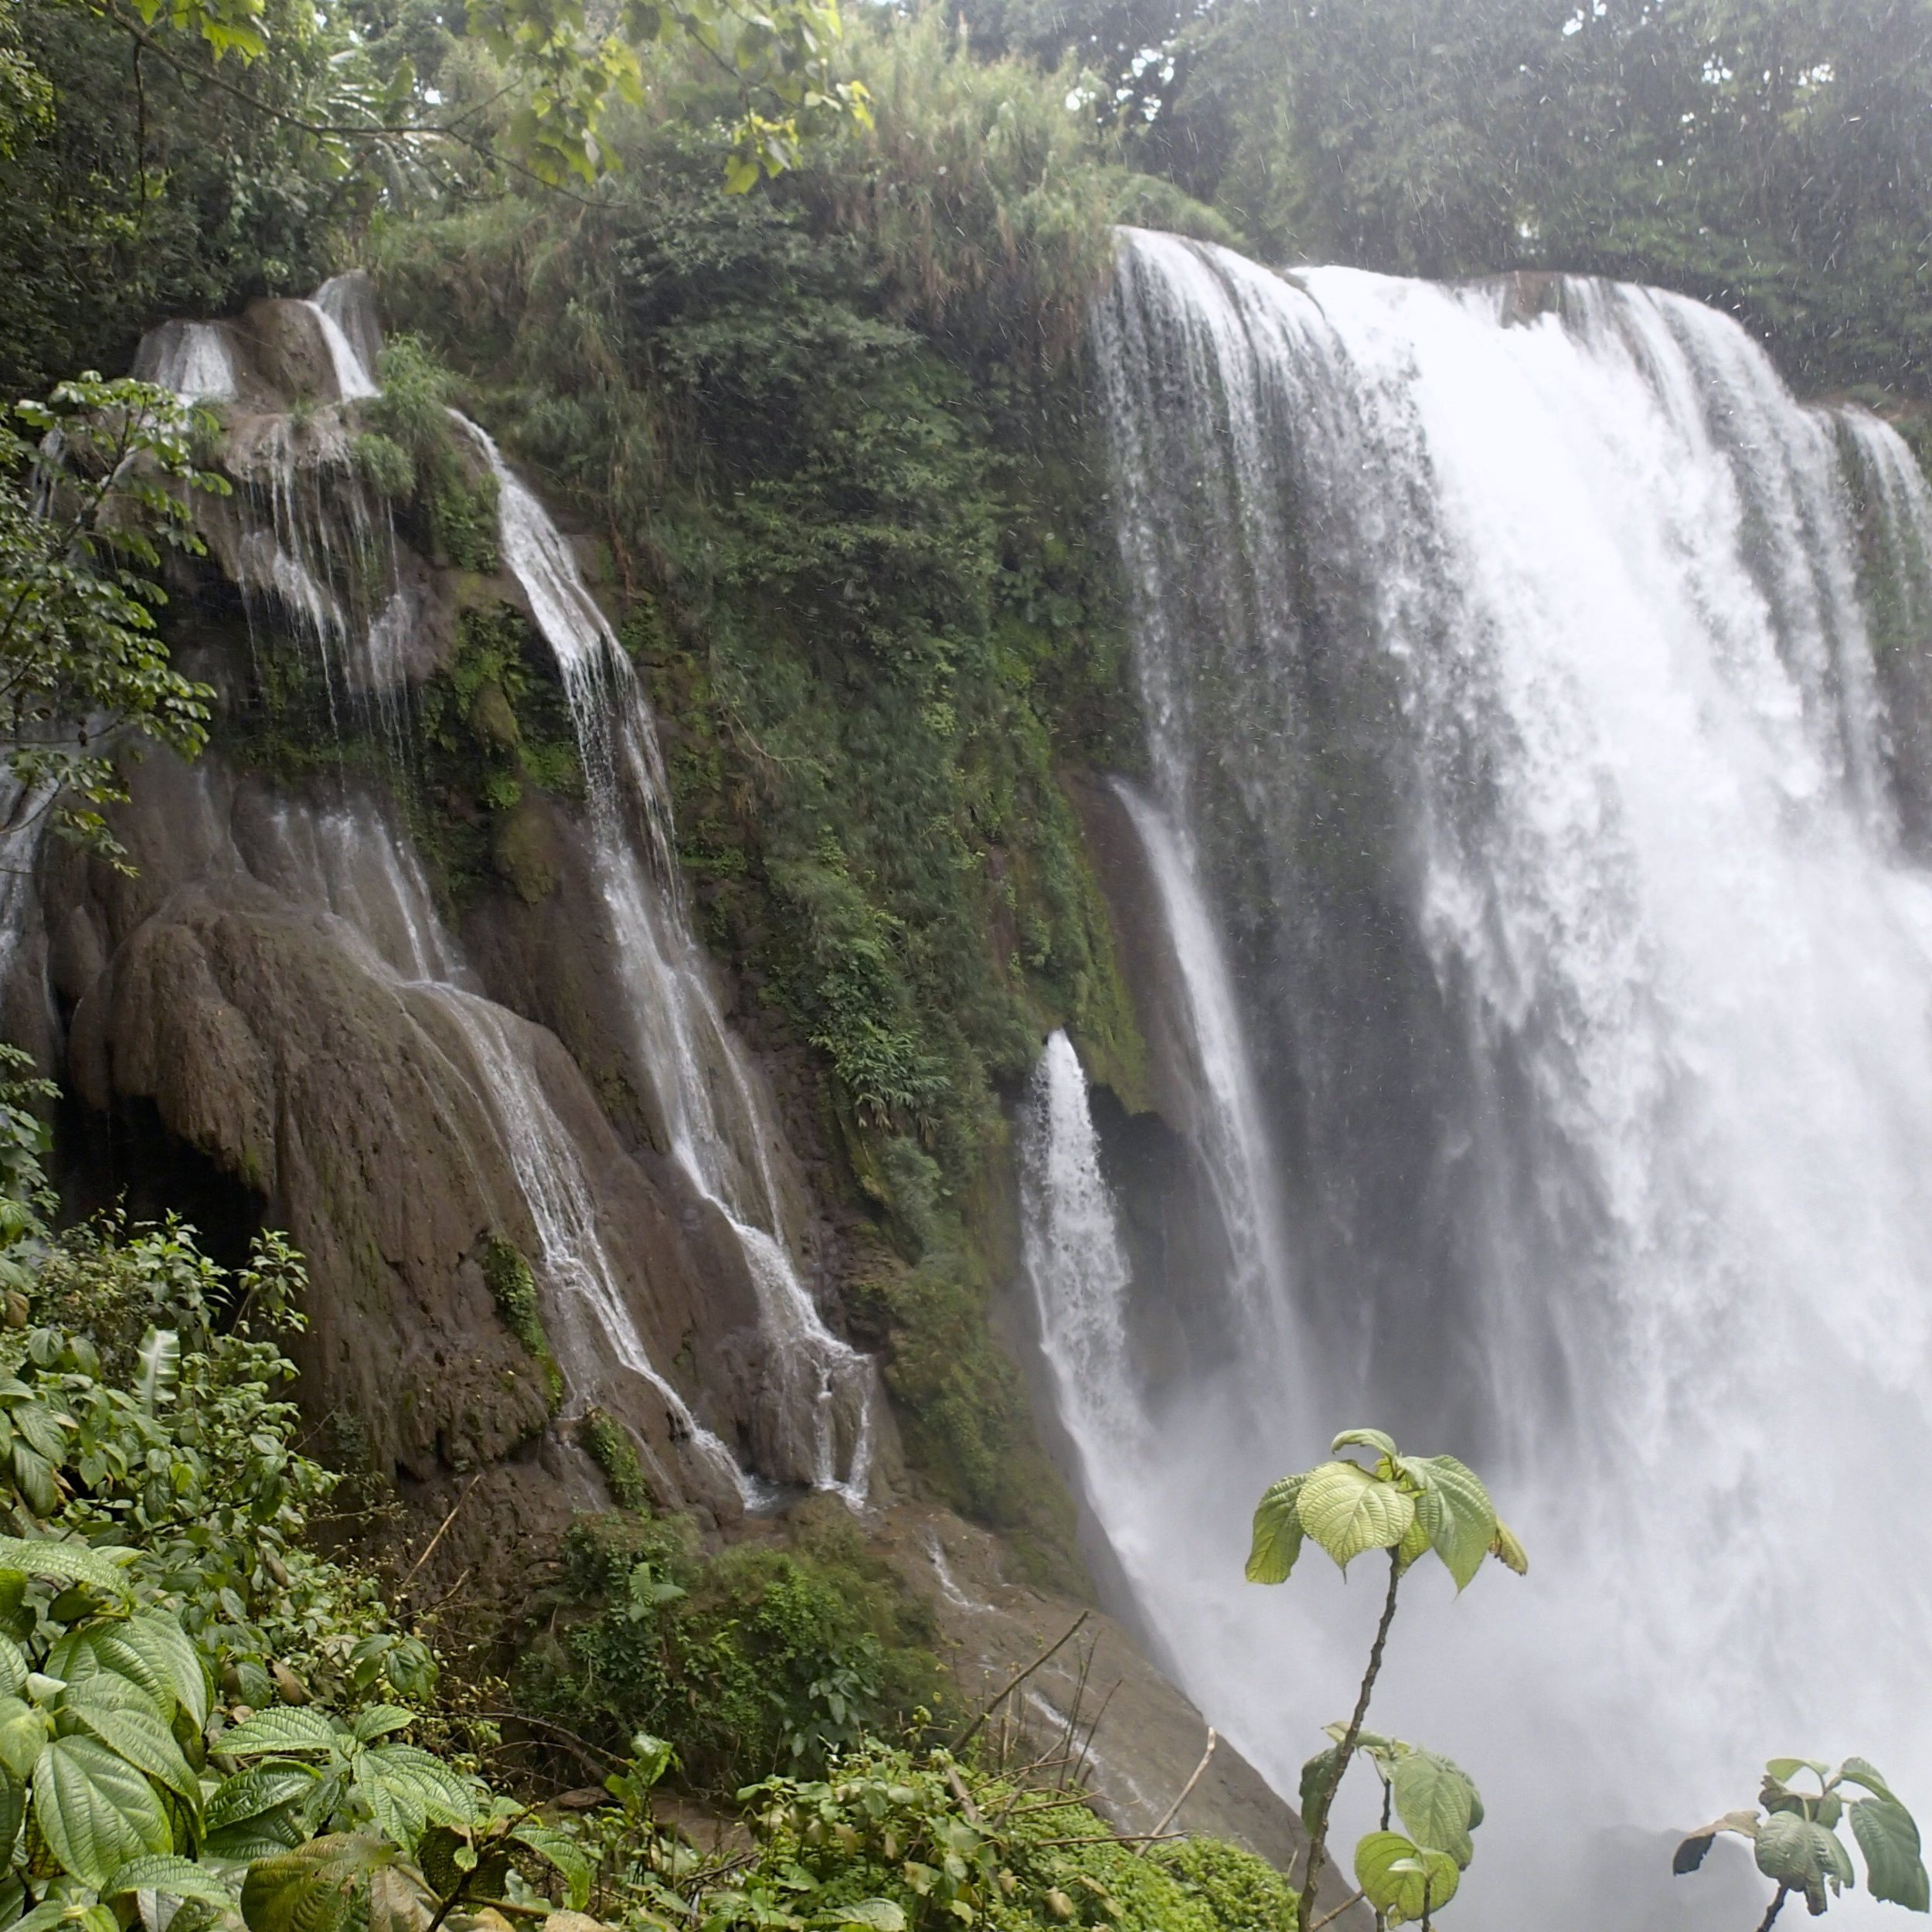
<box><xmin>1019</xmin><ymin>1032</ymin><xmax>1139</xmax><ymax>1503</ymax></box>
<box><xmin>459</xmin><ymin>417</ymin><xmax>878</xmax><ymax>1503</ymax></box>
<box><xmin>243</xmin><ymin>794</ymin><xmax>756</xmax><ymax>1510</ymax></box>
<box><xmin>124</xmin><ymin>282</ymin><xmax>876</xmax><ymax>1504</ymax></box>
<box><xmin>1080</xmin><ymin>230</ymin><xmax>1932</xmax><ymax>1927</ymax></box>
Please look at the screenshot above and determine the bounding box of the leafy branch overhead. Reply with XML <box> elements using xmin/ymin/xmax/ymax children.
<box><xmin>94</xmin><ymin>0</ymin><xmax>870</xmax><ymax>186</ymax></box>
<box><xmin>1675</xmin><ymin>1758</ymin><xmax>1930</xmax><ymax>1924</ymax></box>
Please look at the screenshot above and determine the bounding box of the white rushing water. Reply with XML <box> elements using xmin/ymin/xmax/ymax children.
<box><xmin>122</xmin><ymin>281</ymin><xmax>876</xmax><ymax>1505</ymax></box>
<box><xmin>459</xmin><ymin>416</ymin><xmax>878</xmax><ymax>1503</ymax></box>
<box><xmin>246</xmin><ymin>794</ymin><xmax>756</xmax><ymax>1509</ymax></box>
<box><xmin>1068</xmin><ymin>230</ymin><xmax>1932</xmax><ymax>1927</ymax></box>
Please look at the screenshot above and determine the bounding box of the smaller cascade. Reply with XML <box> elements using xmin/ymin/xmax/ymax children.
<box><xmin>1018</xmin><ymin>1032</ymin><xmax>1140</xmax><ymax>1504</ymax></box>
<box><xmin>1107</xmin><ymin>781</ymin><xmax>1298</xmax><ymax>1372</ymax></box>
<box><xmin>456</xmin><ymin>415</ymin><xmax>879</xmax><ymax>1504</ymax></box>
<box><xmin>134</xmin><ymin>284</ymin><xmax>408</xmax><ymax>751</ymax></box>
<box><xmin>246</xmin><ymin>795</ymin><xmax>755</xmax><ymax>1509</ymax></box>
<box><xmin>133</xmin><ymin>321</ymin><xmax>240</xmax><ymax>401</ymax></box>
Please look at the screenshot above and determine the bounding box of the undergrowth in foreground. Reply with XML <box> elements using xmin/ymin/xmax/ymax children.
<box><xmin>0</xmin><ymin>1050</ymin><xmax>1298</xmax><ymax>1932</ymax></box>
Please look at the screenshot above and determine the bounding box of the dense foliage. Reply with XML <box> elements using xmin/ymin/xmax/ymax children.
<box><xmin>516</xmin><ymin>1515</ymin><xmax>950</xmax><ymax>1796</ymax></box>
<box><xmin>1117</xmin><ymin>0</ymin><xmax>1932</xmax><ymax>400</ymax></box>
<box><xmin>0</xmin><ymin>377</ymin><xmax>217</xmax><ymax>864</ymax></box>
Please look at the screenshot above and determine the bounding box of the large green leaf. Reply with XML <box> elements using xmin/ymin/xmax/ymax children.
<box><xmin>58</xmin><ymin>1684</ymin><xmax>199</xmax><ymax>1802</ymax></box>
<box><xmin>94</xmin><ymin>1614</ymin><xmax>211</xmax><ymax>1730</ymax></box>
<box><xmin>349</xmin><ymin>1709</ymin><xmax>413</xmax><ymax>1747</ymax></box>
<box><xmin>219</xmin><ymin>1709</ymin><xmax>344</xmax><ymax>1758</ymax></box>
<box><xmin>1295</xmin><ymin>1462</ymin><xmax>1414</xmax><ymax>1571</ymax></box>
<box><xmin>512</xmin><ymin>1822</ymin><xmax>593</xmax><ymax>1910</ymax></box>
<box><xmin>835</xmin><ymin>1906</ymin><xmax>906</xmax><ymax>1932</ymax></box>
<box><xmin>133</xmin><ymin>1330</ymin><xmax>179</xmax><ymax>1413</ymax></box>
<box><xmin>9</xmin><ymin>1901</ymin><xmax>118</xmax><ymax>1932</ymax></box>
<box><xmin>1755</xmin><ymin>1811</ymin><xmax>1852</xmax><ymax>1915</ymax></box>
<box><xmin>1354</xmin><ymin>1831</ymin><xmax>1461</xmax><ymax>1927</ymax></box>
<box><xmin>0</xmin><ymin>1540</ymin><xmax>135</xmax><ymax>1599</ymax></box>
<box><xmin>207</xmin><ymin>1767</ymin><xmax>321</xmax><ymax>1835</ymax></box>
<box><xmin>0</xmin><ymin>1696</ymin><xmax>46</xmax><ymax>1777</ymax></box>
<box><xmin>0</xmin><ymin>1634</ymin><xmax>26</xmax><ymax>1699</ymax></box>
<box><xmin>240</xmin><ymin>1835</ymin><xmax>394</xmax><ymax>1932</ymax></box>
<box><xmin>100</xmin><ymin>1853</ymin><xmax>240</xmax><ymax>1906</ymax></box>
<box><xmin>1851</xmin><ymin>1798</ymin><xmax>1930</xmax><ymax>1910</ymax></box>
<box><xmin>1390</xmin><ymin>1750</ymin><xmax>1481</xmax><ymax>1867</ymax></box>
<box><xmin>352</xmin><ymin>1752</ymin><xmax>426</xmax><ymax>1852</ymax></box>
<box><xmin>1402</xmin><ymin>1457</ymin><xmax>1497</xmax><ymax>1591</ymax></box>
<box><xmin>1246</xmin><ymin>1476</ymin><xmax>1306</xmax><ymax>1585</ymax></box>
<box><xmin>33</xmin><ymin>1733</ymin><xmax>174</xmax><ymax>1884</ymax></box>
<box><xmin>1840</xmin><ymin>1760</ymin><xmax>1904</xmax><ymax>1807</ymax></box>
<box><xmin>360</xmin><ymin>1747</ymin><xmax>474</xmax><ymax>1830</ymax></box>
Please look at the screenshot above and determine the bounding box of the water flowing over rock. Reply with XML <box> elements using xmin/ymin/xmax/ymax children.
<box><xmin>35</xmin><ymin>284</ymin><xmax>885</xmax><ymax>1522</ymax></box>
<box><xmin>1071</xmin><ymin>230</ymin><xmax>1932</xmax><ymax>1925</ymax></box>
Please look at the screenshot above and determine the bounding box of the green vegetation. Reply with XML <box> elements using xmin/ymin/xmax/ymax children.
<box><xmin>1247</xmin><ymin>1430</ymin><xmax>1526</xmax><ymax>1932</ymax></box>
<box><xmin>0</xmin><ymin>376</ymin><xmax>218</xmax><ymax>865</ymax></box>
<box><xmin>1676</xmin><ymin>1760</ymin><xmax>1930</xmax><ymax>1927</ymax></box>
<box><xmin>577</xmin><ymin>1410</ymin><xmax>648</xmax><ymax>1512</ymax></box>
<box><xmin>481</xmin><ymin>1238</ymin><xmax>563</xmax><ymax>1410</ymax></box>
<box><xmin>515</xmin><ymin>1512</ymin><xmax>951</xmax><ymax>1794</ymax></box>
<box><xmin>1102</xmin><ymin>0</ymin><xmax>1932</xmax><ymax>404</ymax></box>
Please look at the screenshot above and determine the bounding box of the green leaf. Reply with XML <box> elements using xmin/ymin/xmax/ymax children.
<box><xmin>1755</xmin><ymin>1811</ymin><xmax>1853</xmax><ymax>1914</ymax></box>
<box><xmin>351</xmin><ymin>1752</ymin><xmax>424</xmax><ymax>1852</ymax></box>
<box><xmin>0</xmin><ymin>1696</ymin><xmax>46</xmax><ymax>1777</ymax></box>
<box><xmin>218</xmin><ymin>1709</ymin><xmax>344</xmax><ymax>1757</ymax></box>
<box><xmin>1840</xmin><ymin>1760</ymin><xmax>1903</xmax><ymax>1806</ymax></box>
<box><xmin>1246</xmin><ymin>1475</ymin><xmax>1306</xmax><ymax>1584</ymax></box>
<box><xmin>1295</xmin><ymin>1462</ymin><xmax>1415</xmax><ymax>1571</ymax></box>
<box><xmin>512</xmin><ymin>1823</ymin><xmax>593</xmax><ymax>1910</ymax></box>
<box><xmin>1403</xmin><ymin>1456</ymin><xmax>1497</xmax><ymax>1591</ymax></box>
<box><xmin>359</xmin><ymin>1747</ymin><xmax>474</xmax><ymax>1830</ymax></box>
<box><xmin>1332</xmin><ymin>1429</ymin><xmax>1398</xmax><ymax>1461</ymax></box>
<box><xmin>1851</xmin><ymin>1798</ymin><xmax>1930</xmax><ymax>1910</ymax></box>
<box><xmin>1767</xmin><ymin>1759</ymin><xmax>1832</xmax><ymax>1786</ymax></box>
<box><xmin>1354</xmin><ymin>1832</ymin><xmax>1461</xmax><ymax>1927</ymax></box>
<box><xmin>110</xmin><ymin>1613</ymin><xmax>212</xmax><ymax>1730</ymax></box>
<box><xmin>59</xmin><ymin>1685</ymin><xmax>199</xmax><ymax>1801</ymax></box>
<box><xmin>33</xmin><ymin>1733</ymin><xmax>174</xmax><ymax>1885</ymax></box>
<box><xmin>0</xmin><ymin>1634</ymin><xmax>26</xmax><ymax>1698</ymax></box>
<box><xmin>206</xmin><ymin>1767</ymin><xmax>318</xmax><ymax>1835</ymax></box>
<box><xmin>1299</xmin><ymin>1745</ymin><xmax>1342</xmax><ymax>1825</ymax></box>
<box><xmin>349</xmin><ymin>1709</ymin><xmax>413</xmax><ymax>1746</ymax></box>
<box><xmin>100</xmin><ymin>1853</ymin><xmax>238</xmax><ymax>1906</ymax></box>
<box><xmin>1390</xmin><ymin>1750</ymin><xmax>1481</xmax><ymax>1867</ymax></box>
<box><xmin>835</xmin><ymin>1906</ymin><xmax>906</xmax><ymax>1932</ymax></box>
<box><xmin>0</xmin><ymin>1540</ymin><xmax>135</xmax><ymax>1598</ymax></box>
<box><xmin>133</xmin><ymin>1331</ymin><xmax>179</xmax><ymax>1413</ymax></box>
<box><xmin>240</xmin><ymin>1835</ymin><xmax>394</xmax><ymax>1932</ymax></box>
<box><xmin>0</xmin><ymin>1764</ymin><xmax>22</xmax><ymax>1856</ymax></box>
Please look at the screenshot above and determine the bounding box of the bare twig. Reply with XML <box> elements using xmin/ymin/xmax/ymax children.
<box><xmin>1138</xmin><ymin>1727</ymin><xmax>1216</xmax><ymax>1854</ymax></box>
<box><xmin>1309</xmin><ymin>1890</ymin><xmax>1365</xmax><ymax>1930</ymax></box>
<box><xmin>951</xmin><ymin>1613</ymin><xmax>1090</xmax><ymax>1754</ymax></box>
<box><xmin>397</xmin><ymin>1471</ymin><xmax>482</xmax><ymax>1596</ymax></box>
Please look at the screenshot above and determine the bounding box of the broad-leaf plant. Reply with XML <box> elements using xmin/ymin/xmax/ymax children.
<box><xmin>1675</xmin><ymin>1758</ymin><xmax>1930</xmax><ymax>1927</ymax></box>
<box><xmin>1247</xmin><ymin>1428</ymin><xmax>1526</xmax><ymax>1931</ymax></box>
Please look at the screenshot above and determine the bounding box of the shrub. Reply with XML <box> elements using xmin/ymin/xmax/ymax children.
<box><xmin>516</xmin><ymin>1514</ymin><xmax>950</xmax><ymax>1794</ymax></box>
